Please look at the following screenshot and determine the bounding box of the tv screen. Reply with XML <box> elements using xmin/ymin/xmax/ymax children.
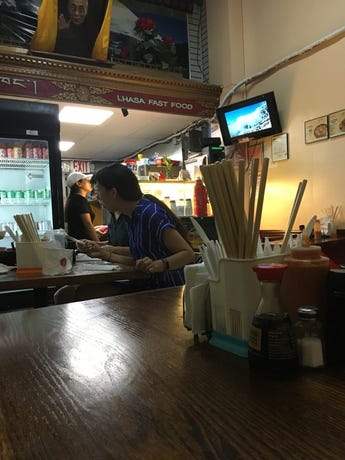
<box><xmin>216</xmin><ymin>91</ymin><xmax>282</xmax><ymax>145</ymax></box>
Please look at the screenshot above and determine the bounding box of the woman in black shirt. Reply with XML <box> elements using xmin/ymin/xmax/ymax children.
<box><xmin>65</xmin><ymin>172</ymin><xmax>99</xmax><ymax>242</ymax></box>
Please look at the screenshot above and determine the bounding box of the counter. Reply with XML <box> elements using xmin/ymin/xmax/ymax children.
<box><xmin>0</xmin><ymin>286</ymin><xmax>345</xmax><ymax>458</ymax></box>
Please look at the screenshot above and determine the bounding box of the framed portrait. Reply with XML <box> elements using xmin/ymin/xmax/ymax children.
<box><xmin>305</xmin><ymin>116</ymin><xmax>328</xmax><ymax>144</ymax></box>
<box><xmin>271</xmin><ymin>133</ymin><xmax>288</xmax><ymax>161</ymax></box>
<box><xmin>328</xmin><ymin>109</ymin><xmax>345</xmax><ymax>138</ymax></box>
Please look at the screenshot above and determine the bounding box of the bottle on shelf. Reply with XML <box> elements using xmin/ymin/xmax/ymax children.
<box><xmin>313</xmin><ymin>218</ymin><xmax>322</xmax><ymax>242</ymax></box>
<box><xmin>13</xmin><ymin>142</ymin><xmax>22</xmax><ymax>158</ymax></box>
<box><xmin>193</xmin><ymin>178</ymin><xmax>208</xmax><ymax>217</ymax></box>
<box><xmin>185</xmin><ymin>198</ymin><xmax>193</xmax><ymax>216</ymax></box>
<box><xmin>0</xmin><ymin>143</ymin><xmax>6</xmax><ymax>157</ymax></box>
<box><xmin>169</xmin><ymin>200</ymin><xmax>177</xmax><ymax>214</ymax></box>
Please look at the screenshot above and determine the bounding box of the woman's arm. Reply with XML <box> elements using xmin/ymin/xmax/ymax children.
<box><xmin>136</xmin><ymin>228</ymin><xmax>195</xmax><ymax>273</ymax></box>
<box><xmin>80</xmin><ymin>213</ymin><xmax>99</xmax><ymax>241</ymax></box>
<box><xmin>81</xmin><ymin>241</ymin><xmax>135</xmax><ymax>266</ymax></box>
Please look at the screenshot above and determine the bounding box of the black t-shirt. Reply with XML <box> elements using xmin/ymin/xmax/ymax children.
<box><xmin>107</xmin><ymin>213</ymin><xmax>129</xmax><ymax>246</ymax></box>
<box><xmin>66</xmin><ymin>194</ymin><xmax>95</xmax><ymax>240</ymax></box>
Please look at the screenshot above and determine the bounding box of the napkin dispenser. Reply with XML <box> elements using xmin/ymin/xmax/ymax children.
<box><xmin>183</xmin><ymin>263</ymin><xmax>211</xmax><ymax>335</ymax></box>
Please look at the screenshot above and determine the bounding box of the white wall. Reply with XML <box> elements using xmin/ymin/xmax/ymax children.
<box><xmin>206</xmin><ymin>0</ymin><xmax>345</xmax><ymax>230</ymax></box>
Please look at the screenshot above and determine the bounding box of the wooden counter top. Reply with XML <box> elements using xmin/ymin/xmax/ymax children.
<box><xmin>0</xmin><ymin>286</ymin><xmax>345</xmax><ymax>458</ymax></box>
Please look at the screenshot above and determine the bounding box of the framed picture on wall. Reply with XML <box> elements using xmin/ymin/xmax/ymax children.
<box><xmin>305</xmin><ymin>115</ymin><xmax>328</xmax><ymax>143</ymax></box>
<box><xmin>271</xmin><ymin>133</ymin><xmax>288</xmax><ymax>161</ymax></box>
<box><xmin>328</xmin><ymin>109</ymin><xmax>345</xmax><ymax>138</ymax></box>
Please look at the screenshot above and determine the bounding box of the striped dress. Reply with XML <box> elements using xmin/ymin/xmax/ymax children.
<box><xmin>124</xmin><ymin>196</ymin><xmax>185</xmax><ymax>289</ymax></box>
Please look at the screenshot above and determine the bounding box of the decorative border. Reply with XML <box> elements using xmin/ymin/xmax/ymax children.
<box><xmin>0</xmin><ymin>47</ymin><xmax>222</xmax><ymax>117</ymax></box>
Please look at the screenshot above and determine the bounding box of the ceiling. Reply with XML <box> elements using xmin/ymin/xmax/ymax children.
<box><xmin>58</xmin><ymin>101</ymin><xmax>201</xmax><ymax>162</ymax></box>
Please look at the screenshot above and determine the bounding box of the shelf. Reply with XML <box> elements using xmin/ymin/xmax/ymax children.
<box><xmin>0</xmin><ymin>158</ymin><xmax>49</xmax><ymax>170</ymax></box>
<box><xmin>138</xmin><ymin>180</ymin><xmax>195</xmax><ymax>184</ymax></box>
<box><xmin>0</xmin><ymin>200</ymin><xmax>51</xmax><ymax>206</ymax></box>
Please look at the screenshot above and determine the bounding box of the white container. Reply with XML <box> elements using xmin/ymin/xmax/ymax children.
<box><xmin>209</xmin><ymin>254</ymin><xmax>286</xmax><ymax>341</ymax></box>
<box><xmin>40</xmin><ymin>247</ymin><xmax>73</xmax><ymax>276</ymax></box>
<box><xmin>16</xmin><ymin>241</ymin><xmax>47</xmax><ymax>271</ymax></box>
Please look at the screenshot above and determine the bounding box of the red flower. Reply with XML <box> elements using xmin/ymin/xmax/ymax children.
<box><xmin>162</xmin><ymin>36</ymin><xmax>174</xmax><ymax>45</ymax></box>
<box><xmin>135</xmin><ymin>17</ymin><xmax>156</xmax><ymax>31</ymax></box>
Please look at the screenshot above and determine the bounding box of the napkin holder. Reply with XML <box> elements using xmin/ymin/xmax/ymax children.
<box><xmin>183</xmin><ymin>262</ymin><xmax>211</xmax><ymax>335</ymax></box>
<box><xmin>208</xmin><ymin>254</ymin><xmax>286</xmax><ymax>357</ymax></box>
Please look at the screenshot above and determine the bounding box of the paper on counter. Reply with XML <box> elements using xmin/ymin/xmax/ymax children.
<box><xmin>77</xmin><ymin>262</ymin><xmax>122</xmax><ymax>271</ymax></box>
<box><xmin>76</xmin><ymin>253</ymin><xmax>103</xmax><ymax>263</ymax></box>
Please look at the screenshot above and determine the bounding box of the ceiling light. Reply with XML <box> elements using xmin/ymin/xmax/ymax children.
<box><xmin>59</xmin><ymin>106</ymin><xmax>114</xmax><ymax>125</ymax></box>
<box><xmin>59</xmin><ymin>141</ymin><xmax>75</xmax><ymax>152</ymax></box>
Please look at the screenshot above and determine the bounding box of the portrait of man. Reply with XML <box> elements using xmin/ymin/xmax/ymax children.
<box><xmin>54</xmin><ymin>0</ymin><xmax>92</xmax><ymax>57</ymax></box>
<box><xmin>31</xmin><ymin>0</ymin><xmax>111</xmax><ymax>61</ymax></box>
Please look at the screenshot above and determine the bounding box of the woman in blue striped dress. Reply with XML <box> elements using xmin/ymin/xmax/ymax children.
<box><xmin>81</xmin><ymin>163</ymin><xmax>195</xmax><ymax>291</ymax></box>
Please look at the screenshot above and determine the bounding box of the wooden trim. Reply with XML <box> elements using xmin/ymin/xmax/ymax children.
<box><xmin>0</xmin><ymin>46</ymin><xmax>221</xmax><ymax>117</ymax></box>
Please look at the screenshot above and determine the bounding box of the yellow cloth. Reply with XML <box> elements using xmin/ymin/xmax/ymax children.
<box><xmin>30</xmin><ymin>0</ymin><xmax>58</xmax><ymax>52</ymax></box>
<box><xmin>92</xmin><ymin>0</ymin><xmax>112</xmax><ymax>61</ymax></box>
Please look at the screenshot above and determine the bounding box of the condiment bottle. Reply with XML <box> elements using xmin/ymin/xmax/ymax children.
<box><xmin>248</xmin><ymin>312</ymin><xmax>299</xmax><ymax>377</ymax></box>
<box><xmin>294</xmin><ymin>306</ymin><xmax>325</xmax><ymax>368</ymax></box>
<box><xmin>280</xmin><ymin>243</ymin><xmax>329</xmax><ymax>323</ymax></box>
<box><xmin>248</xmin><ymin>263</ymin><xmax>299</xmax><ymax>377</ymax></box>
<box><xmin>252</xmin><ymin>263</ymin><xmax>288</xmax><ymax>314</ymax></box>
<box><xmin>193</xmin><ymin>178</ymin><xmax>208</xmax><ymax>217</ymax></box>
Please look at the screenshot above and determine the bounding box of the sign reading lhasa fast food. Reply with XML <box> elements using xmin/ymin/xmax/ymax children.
<box><xmin>0</xmin><ymin>74</ymin><xmax>210</xmax><ymax>116</ymax></box>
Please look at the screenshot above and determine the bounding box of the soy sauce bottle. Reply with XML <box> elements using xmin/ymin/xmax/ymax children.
<box><xmin>248</xmin><ymin>263</ymin><xmax>299</xmax><ymax>378</ymax></box>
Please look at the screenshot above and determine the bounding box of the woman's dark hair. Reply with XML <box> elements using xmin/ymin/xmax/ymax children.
<box><xmin>92</xmin><ymin>163</ymin><xmax>188</xmax><ymax>240</ymax></box>
<box><xmin>91</xmin><ymin>163</ymin><xmax>143</xmax><ymax>201</ymax></box>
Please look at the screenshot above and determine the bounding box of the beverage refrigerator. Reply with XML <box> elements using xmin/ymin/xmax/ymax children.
<box><xmin>0</xmin><ymin>99</ymin><xmax>64</xmax><ymax>250</ymax></box>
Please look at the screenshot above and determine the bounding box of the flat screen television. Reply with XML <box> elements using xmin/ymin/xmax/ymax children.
<box><xmin>216</xmin><ymin>91</ymin><xmax>282</xmax><ymax>145</ymax></box>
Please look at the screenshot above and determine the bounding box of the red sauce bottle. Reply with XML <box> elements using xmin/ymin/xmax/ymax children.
<box><xmin>193</xmin><ymin>178</ymin><xmax>208</xmax><ymax>217</ymax></box>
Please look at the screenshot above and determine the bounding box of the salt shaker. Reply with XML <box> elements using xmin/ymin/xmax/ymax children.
<box><xmin>294</xmin><ymin>306</ymin><xmax>325</xmax><ymax>368</ymax></box>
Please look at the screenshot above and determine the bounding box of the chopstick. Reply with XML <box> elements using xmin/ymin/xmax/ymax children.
<box><xmin>250</xmin><ymin>157</ymin><xmax>269</xmax><ymax>258</ymax></box>
<box><xmin>13</xmin><ymin>213</ymin><xmax>40</xmax><ymax>242</ymax></box>
<box><xmin>280</xmin><ymin>179</ymin><xmax>308</xmax><ymax>253</ymax></box>
<box><xmin>245</xmin><ymin>158</ymin><xmax>259</xmax><ymax>258</ymax></box>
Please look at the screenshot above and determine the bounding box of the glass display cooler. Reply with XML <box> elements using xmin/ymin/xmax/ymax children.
<box><xmin>0</xmin><ymin>99</ymin><xmax>64</xmax><ymax>249</ymax></box>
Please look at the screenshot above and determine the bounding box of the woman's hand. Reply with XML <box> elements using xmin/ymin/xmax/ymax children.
<box><xmin>136</xmin><ymin>257</ymin><xmax>166</xmax><ymax>274</ymax></box>
<box><xmin>79</xmin><ymin>240</ymin><xmax>104</xmax><ymax>258</ymax></box>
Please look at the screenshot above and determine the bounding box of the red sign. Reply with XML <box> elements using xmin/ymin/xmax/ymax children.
<box><xmin>72</xmin><ymin>160</ymin><xmax>91</xmax><ymax>173</ymax></box>
<box><xmin>0</xmin><ymin>74</ymin><xmax>213</xmax><ymax>116</ymax></box>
